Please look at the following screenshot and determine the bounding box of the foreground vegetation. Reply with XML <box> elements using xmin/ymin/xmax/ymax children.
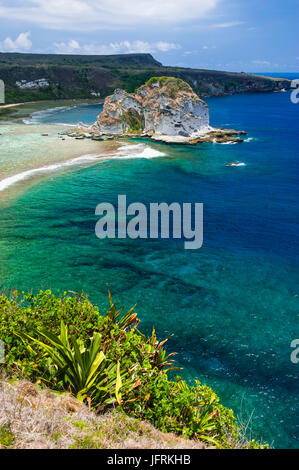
<box><xmin>0</xmin><ymin>290</ymin><xmax>267</xmax><ymax>449</ymax></box>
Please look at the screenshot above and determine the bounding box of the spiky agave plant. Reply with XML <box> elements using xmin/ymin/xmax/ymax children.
<box><xmin>145</xmin><ymin>328</ymin><xmax>180</xmax><ymax>373</ymax></box>
<box><xmin>15</xmin><ymin>321</ymin><xmax>123</xmax><ymax>407</ymax></box>
<box><xmin>106</xmin><ymin>288</ymin><xmax>140</xmax><ymax>330</ymax></box>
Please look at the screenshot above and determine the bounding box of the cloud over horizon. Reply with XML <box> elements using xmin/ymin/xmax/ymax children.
<box><xmin>212</xmin><ymin>21</ymin><xmax>244</xmax><ymax>28</ymax></box>
<box><xmin>0</xmin><ymin>0</ymin><xmax>220</xmax><ymax>31</ymax></box>
<box><xmin>0</xmin><ymin>32</ymin><xmax>32</xmax><ymax>52</ymax></box>
<box><xmin>53</xmin><ymin>39</ymin><xmax>181</xmax><ymax>55</ymax></box>
<box><xmin>0</xmin><ymin>1</ymin><xmax>297</xmax><ymax>72</ymax></box>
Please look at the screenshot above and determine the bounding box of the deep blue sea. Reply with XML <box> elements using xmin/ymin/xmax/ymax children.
<box><xmin>0</xmin><ymin>81</ymin><xmax>298</xmax><ymax>448</ymax></box>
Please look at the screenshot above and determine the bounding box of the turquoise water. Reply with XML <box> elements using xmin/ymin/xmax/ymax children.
<box><xmin>0</xmin><ymin>88</ymin><xmax>298</xmax><ymax>448</ymax></box>
<box><xmin>24</xmin><ymin>103</ymin><xmax>103</xmax><ymax>125</ymax></box>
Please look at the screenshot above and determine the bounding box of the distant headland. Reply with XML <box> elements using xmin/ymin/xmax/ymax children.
<box><xmin>0</xmin><ymin>52</ymin><xmax>291</xmax><ymax>105</ymax></box>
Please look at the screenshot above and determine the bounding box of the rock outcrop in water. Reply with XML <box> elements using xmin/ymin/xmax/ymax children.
<box><xmin>91</xmin><ymin>77</ymin><xmax>245</xmax><ymax>144</ymax></box>
<box><xmin>94</xmin><ymin>77</ymin><xmax>210</xmax><ymax>140</ymax></box>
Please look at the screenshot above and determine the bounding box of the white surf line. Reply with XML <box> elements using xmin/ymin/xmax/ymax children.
<box><xmin>0</xmin><ymin>153</ymin><xmax>109</xmax><ymax>192</ymax></box>
<box><xmin>115</xmin><ymin>143</ymin><xmax>166</xmax><ymax>159</ymax></box>
<box><xmin>219</xmin><ymin>141</ymin><xmax>238</xmax><ymax>145</ymax></box>
<box><xmin>0</xmin><ymin>144</ymin><xmax>166</xmax><ymax>193</ymax></box>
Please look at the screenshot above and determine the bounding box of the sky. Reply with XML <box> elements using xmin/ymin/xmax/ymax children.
<box><xmin>0</xmin><ymin>0</ymin><xmax>298</xmax><ymax>72</ymax></box>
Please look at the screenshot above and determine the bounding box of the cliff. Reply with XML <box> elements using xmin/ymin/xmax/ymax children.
<box><xmin>0</xmin><ymin>52</ymin><xmax>290</xmax><ymax>104</ymax></box>
<box><xmin>96</xmin><ymin>77</ymin><xmax>210</xmax><ymax>137</ymax></box>
<box><xmin>92</xmin><ymin>77</ymin><xmax>245</xmax><ymax>144</ymax></box>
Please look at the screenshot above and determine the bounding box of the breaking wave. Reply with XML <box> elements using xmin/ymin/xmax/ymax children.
<box><xmin>0</xmin><ymin>144</ymin><xmax>166</xmax><ymax>192</ymax></box>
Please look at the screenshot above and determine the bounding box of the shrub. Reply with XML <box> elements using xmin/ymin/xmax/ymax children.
<box><xmin>0</xmin><ymin>424</ymin><xmax>15</xmax><ymax>449</ymax></box>
<box><xmin>121</xmin><ymin>109</ymin><xmax>144</xmax><ymax>134</ymax></box>
<box><xmin>144</xmin><ymin>77</ymin><xmax>192</xmax><ymax>94</ymax></box>
<box><xmin>15</xmin><ymin>321</ymin><xmax>126</xmax><ymax>407</ymax></box>
<box><xmin>0</xmin><ymin>290</ymin><xmax>267</xmax><ymax>448</ymax></box>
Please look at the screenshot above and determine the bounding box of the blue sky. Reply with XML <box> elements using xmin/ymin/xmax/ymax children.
<box><xmin>0</xmin><ymin>0</ymin><xmax>298</xmax><ymax>72</ymax></box>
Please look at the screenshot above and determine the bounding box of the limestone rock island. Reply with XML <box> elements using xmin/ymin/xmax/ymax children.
<box><xmin>64</xmin><ymin>77</ymin><xmax>242</xmax><ymax>144</ymax></box>
<box><xmin>95</xmin><ymin>76</ymin><xmax>210</xmax><ymax>138</ymax></box>
<box><xmin>92</xmin><ymin>77</ymin><xmax>245</xmax><ymax>144</ymax></box>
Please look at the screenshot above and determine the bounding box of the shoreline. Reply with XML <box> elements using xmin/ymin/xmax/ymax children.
<box><xmin>65</xmin><ymin>124</ymin><xmax>247</xmax><ymax>145</ymax></box>
<box><xmin>0</xmin><ymin>103</ymin><xmax>27</xmax><ymax>109</ymax></box>
<box><xmin>0</xmin><ymin>120</ymin><xmax>121</xmax><ymax>206</ymax></box>
<box><xmin>0</xmin><ymin>95</ymin><xmax>244</xmax><ymax>205</ymax></box>
<box><xmin>0</xmin><ymin>122</ymin><xmax>164</xmax><ymax>207</ymax></box>
<box><xmin>0</xmin><ymin>98</ymin><xmax>103</xmax><ymax>122</ymax></box>
<box><xmin>0</xmin><ymin>146</ymin><xmax>120</xmax><ymax>193</ymax></box>
<box><xmin>0</xmin><ymin>98</ymin><xmax>104</xmax><ymax>109</ymax></box>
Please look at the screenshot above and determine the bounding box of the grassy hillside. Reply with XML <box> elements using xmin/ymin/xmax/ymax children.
<box><xmin>0</xmin><ymin>380</ymin><xmax>208</xmax><ymax>449</ymax></box>
<box><xmin>0</xmin><ymin>52</ymin><xmax>290</xmax><ymax>104</ymax></box>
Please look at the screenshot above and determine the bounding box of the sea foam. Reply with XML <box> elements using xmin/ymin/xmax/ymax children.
<box><xmin>0</xmin><ymin>154</ymin><xmax>103</xmax><ymax>192</ymax></box>
<box><xmin>0</xmin><ymin>144</ymin><xmax>166</xmax><ymax>192</ymax></box>
<box><xmin>115</xmin><ymin>143</ymin><xmax>166</xmax><ymax>159</ymax></box>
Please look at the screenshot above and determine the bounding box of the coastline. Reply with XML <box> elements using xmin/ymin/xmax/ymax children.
<box><xmin>0</xmin><ymin>118</ymin><xmax>121</xmax><ymax>206</ymax></box>
<box><xmin>0</xmin><ymin>103</ymin><xmax>27</xmax><ymax>109</ymax></box>
<box><xmin>0</xmin><ymin>92</ymin><xmax>298</xmax><ymax>448</ymax></box>
<box><xmin>0</xmin><ymin>104</ymin><xmax>166</xmax><ymax>206</ymax></box>
<box><xmin>0</xmin><ymin>98</ymin><xmax>104</xmax><ymax>123</ymax></box>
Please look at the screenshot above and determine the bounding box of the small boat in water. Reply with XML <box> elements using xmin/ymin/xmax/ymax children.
<box><xmin>226</xmin><ymin>162</ymin><xmax>246</xmax><ymax>167</ymax></box>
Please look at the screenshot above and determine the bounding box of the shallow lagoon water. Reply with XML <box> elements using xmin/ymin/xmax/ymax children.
<box><xmin>0</xmin><ymin>91</ymin><xmax>298</xmax><ymax>448</ymax></box>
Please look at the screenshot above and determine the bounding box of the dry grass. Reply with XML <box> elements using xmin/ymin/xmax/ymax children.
<box><xmin>0</xmin><ymin>379</ymin><xmax>206</xmax><ymax>449</ymax></box>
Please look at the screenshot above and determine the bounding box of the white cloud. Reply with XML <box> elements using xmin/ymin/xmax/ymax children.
<box><xmin>252</xmin><ymin>60</ymin><xmax>271</xmax><ymax>66</ymax></box>
<box><xmin>53</xmin><ymin>39</ymin><xmax>181</xmax><ymax>55</ymax></box>
<box><xmin>0</xmin><ymin>32</ymin><xmax>32</xmax><ymax>52</ymax></box>
<box><xmin>212</xmin><ymin>21</ymin><xmax>244</xmax><ymax>28</ymax></box>
<box><xmin>0</xmin><ymin>0</ymin><xmax>220</xmax><ymax>31</ymax></box>
<box><xmin>154</xmin><ymin>41</ymin><xmax>181</xmax><ymax>52</ymax></box>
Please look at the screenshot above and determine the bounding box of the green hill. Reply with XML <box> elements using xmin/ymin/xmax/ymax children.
<box><xmin>0</xmin><ymin>52</ymin><xmax>290</xmax><ymax>104</ymax></box>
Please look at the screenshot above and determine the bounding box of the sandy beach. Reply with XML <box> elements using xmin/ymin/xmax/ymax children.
<box><xmin>0</xmin><ymin>120</ymin><xmax>121</xmax><ymax>206</ymax></box>
<box><xmin>0</xmin><ymin>103</ymin><xmax>27</xmax><ymax>109</ymax></box>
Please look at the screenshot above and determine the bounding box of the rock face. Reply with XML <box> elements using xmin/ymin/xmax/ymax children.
<box><xmin>69</xmin><ymin>76</ymin><xmax>247</xmax><ymax>144</ymax></box>
<box><xmin>95</xmin><ymin>77</ymin><xmax>210</xmax><ymax>137</ymax></box>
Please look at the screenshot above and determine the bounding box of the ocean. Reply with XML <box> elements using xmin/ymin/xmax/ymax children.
<box><xmin>0</xmin><ymin>82</ymin><xmax>298</xmax><ymax>448</ymax></box>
